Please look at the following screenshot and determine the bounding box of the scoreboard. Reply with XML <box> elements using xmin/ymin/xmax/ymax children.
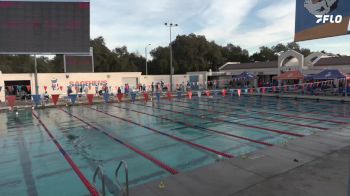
<box><xmin>64</xmin><ymin>54</ymin><xmax>94</xmax><ymax>73</ymax></box>
<box><xmin>0</xmin><ymin>0</ymin><xmax>90</xmax><ymax>54</ymax></box>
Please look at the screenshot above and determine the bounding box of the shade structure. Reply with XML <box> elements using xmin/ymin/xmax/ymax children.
<box><xmin>273</xmin><ymin>71</ymin><xmax>304</xmax><ymax>80</ymax></box>
<box><xmin>232</xmin><ymin>72</ymin><xmax>256</xmax><ymax>80</ymax></box>
<box><xmin>311</xmin><ymin>69</ymin><xmax>347</xmax><ymax>80</ymax></box>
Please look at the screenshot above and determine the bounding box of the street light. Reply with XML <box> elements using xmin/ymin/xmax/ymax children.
<box><xmin>164</xmin><ymin>22</ymin><xmax>178</xmax><ymax>91</ymax></box>
<box><xmin>145</xmin><ymin>44</ymin><xmax>151</xmax><ymax>75</ymax></box>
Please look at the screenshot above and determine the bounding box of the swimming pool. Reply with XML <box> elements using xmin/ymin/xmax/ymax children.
<box><xmin>1</xmin><ymin>95</ymin><xmax>349</xmax><ymax>195</ymax></box>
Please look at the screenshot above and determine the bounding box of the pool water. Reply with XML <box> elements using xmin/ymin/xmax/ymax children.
<box><xmin>1</xmin><ymin>95</ymin><xmax>349</xmax><ymax>195</ymax></box>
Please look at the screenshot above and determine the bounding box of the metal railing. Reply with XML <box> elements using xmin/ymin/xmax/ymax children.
<box><xmin>115</xmin><ymin>160</ymin><xmax>129</xmax><ymax>196</ymax></box>
<box><xmin>93</xmin><ymin>165</ymin><xmax>106</xmax><ymax>196</ymax></box>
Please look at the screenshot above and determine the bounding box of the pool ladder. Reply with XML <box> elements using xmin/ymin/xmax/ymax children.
<box><xmin>93</xmin><ymin>160</ymin><xmax>129</xmax><ymax>196</ymax></box>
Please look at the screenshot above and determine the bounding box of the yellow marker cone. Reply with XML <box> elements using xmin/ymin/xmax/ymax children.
<box><xmin>158</xmin><ymin>181</ymin><xmax>165</xmax><ymax>189</ymax></box>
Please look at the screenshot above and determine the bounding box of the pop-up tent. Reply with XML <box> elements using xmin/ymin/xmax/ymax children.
<box><xmin>311</xmin><ymin>69</ymin><xmax>348</xmax><ymax>80</ymax></box>
<box><xmin>272</xmin><ymin>70</ymin><xmax>304</xmax><ymax>80</ymax></box>
<box><xmin>232</xmin><ymin>72</ymin><xmax>256</xmax><ymax>80</ymax></box>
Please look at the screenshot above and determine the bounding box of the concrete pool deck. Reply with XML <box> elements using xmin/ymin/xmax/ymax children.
<box><xmin>130</xmin><ymin>126</ymin><xmax>350</xmax><ymax>196</ymax></box>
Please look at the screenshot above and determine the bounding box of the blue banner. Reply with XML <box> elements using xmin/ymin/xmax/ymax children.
<box><xmin>156</xmin><ymin>92</ymin><xmax>161</xmax><ymax>102</ymax></box>
<box><xmin>69</xmin><ymin>94</ymin><xmax>77</xmax><ymax>104</ymax></box>
<box><xmin>295</xmin><ymin>0</ymin><xmax>350</xmax><ymax>41</ymax></box>
<box><xmin>103</xmin><ymin>93</ymin><xmax>110</xmax><ymax>103</ymax></box>
<box><xmin>32</xmin><ymin>95</ymin><xmax>41</xmax><ymax>106</ymax></box>
<box><xmin>130</xmin><ymin>93</ymin><xmax>136</xmax><ymax>102</ymax></box>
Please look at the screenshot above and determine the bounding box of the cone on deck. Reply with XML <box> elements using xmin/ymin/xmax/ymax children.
<box><xmin>51</xmin><ymin>94</ymin><xmax>60</xmax><ymax>106</ymax></box>
<box><xmin>237</xmin><ymin>89</ymin><xmax>241</xmax><ymax>97</ymax></box>
<box><xmin>143</xmin><ymin>92</ymin><xmax>149</xmax><ymax>102</ymax></box>
<box><xmin>166</xmin><ymin>92</ymin><xmax>172</xmax><ymax>101</ymax></box>
<box><xmin>117</xmin><ymin>93</ymin><xmax>123</xmax><ymax>102</ymax></box>
<box><xmin>188</xmin><ymin>91</ymin><xmax>193</xmax><ymax>99</ymax></box>
<box><xmin>87</xmin><ymin>94</ymin><xmax>94</xmax><ymax>105</ymax></box>
<box><xmin>7</xmin><ymin>95</ymin><xmax>16</xmax><ymax>109</ymax></box>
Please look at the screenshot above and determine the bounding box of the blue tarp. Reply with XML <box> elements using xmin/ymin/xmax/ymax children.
<box><xmin>233</xmin><ymin>72</ymin><xmax>256</xmax><ymax>80</ymax></box>
<box><xmin>311</xmin><ymin>69</ymin><xmax>346</xmax><ymax>80</ymax></box>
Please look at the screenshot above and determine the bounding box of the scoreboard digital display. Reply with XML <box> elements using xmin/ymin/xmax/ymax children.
<box><xmin>0</xmin><ymin>1</ymin><xmax>90</xmax><ymax>54</ymax></box>
<box><xmin>64</xmin><ymin>55</ymin><xmax>93</xmax><ymax>73</ymax></box>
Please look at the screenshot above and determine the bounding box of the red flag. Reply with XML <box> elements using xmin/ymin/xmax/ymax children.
<box><xmin>27</xmin><ymin>85</ymin><xmax>31</xmax><ymax>92</ymax></box>
<box><xmin>117</xmin><ymin>93</ymin><xmax>123</xmax><ymax>102</ymax></box>
<box><xmin>87</xmin><ymin>94</ymin><xmax>94</xmax><ymax>105</ymax></box>
<box><xmin>188</xmin><ymin>91</ymin><xmax>193</xmax><ymax>99</ymax></box>
<box><xmin>237</xmin><ymin>89</ymin><xmax>241</xmax><ymax>97</ymax></box>
<box><xmin>262</xmin><ymin>87</ymin><xmax>266</xmax><ymax>94</ymax></box>
<box><xmin>166</xmin><ymin>92</ymin><xmax>172</xmax><ymax>101</ymax></box>
<box><xmin>59</xmin><ymin>86</ymin><xmax>63</xmax><ymax>91</ymax></box>
<box><xmin>6</xmin><ymin>95</ymin><xmax>16</xmax><ymax>109</ymax></box>
<box><xmin>222</xmin><ymin>89</ymin><xmax>227</xmax><ymax>97</ymax></box>
<box><xmin>205</xmin><ymin>90</ymin><xmax>210</xmax><ymax>97</ymax></box>
<box><xmin>51</xmin><ymin>94</ymin><xmax>60</xmax><ymax>106</ymax></box>
<box><xmin>143</xmin><ymin>92</ymin><xmax>149</xmax><ymax>102</ymax></box>
<box><xmin>44</xmin><ymin>86</ymin><xmax>47</xmax><ymax>91</ymax></box>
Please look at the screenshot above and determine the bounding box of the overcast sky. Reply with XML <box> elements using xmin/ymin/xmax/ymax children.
<box><xmin>90</xmin><ymin>0</ymin><xmax>350</xmax><ymax>56</ymax></box>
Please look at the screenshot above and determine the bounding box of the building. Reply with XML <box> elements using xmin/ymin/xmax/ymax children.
<box><xmin>0</xmin><ymin>72</ymin><xmax>198</xmax><ymax>102</ymax></box>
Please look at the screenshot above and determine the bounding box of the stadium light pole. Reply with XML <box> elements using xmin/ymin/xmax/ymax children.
<box><xmin>164</xmin><ymin>22</ymin><xmax>178</xmax><ymax>91</ymax></box>
<box><xmin>145</xmin><ymin>44</ymin><xmax>151</xmax><ymax>75</ymax></box>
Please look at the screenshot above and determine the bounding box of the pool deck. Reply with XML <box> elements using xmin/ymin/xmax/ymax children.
<box><xmin>130</xmin><ymin>126</ymin><xmax>350</xmax><ymax>196</ymax></box>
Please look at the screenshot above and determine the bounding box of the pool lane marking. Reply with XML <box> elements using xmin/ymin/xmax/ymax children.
<box><xmin>182</xmin><ymin>98</ymin><xmax>349</xmax><ymax>125</ymax></box>
<box><xmin>58</xmin><ymin>108</ymin><xmax>179</xmax><ymax>175</ymax></box>
<box><xmin>126</xmin><ymin>103</ymin><xmax>306</xmax><ymax>137</ymax></box>
<box><xmin>211</xmin><ymin>97</ymin><xmax>350</xmax><ymax>124</ymax></box>
<box><xmin>85</xmin><ymin>106</ymin><xmax>235</xmax><ymax>158</ymax></box>
<box><xmin>151</xmin><ymin>101</ymin><xmax>310</xmax><ymax>137</ymax></box>
<box><xmin>221</xmin><ymin>96</ymin><xmax>350</xmax><ymax>119</ymax></box>
<box><xmin>15</xmin><ymin>119</ymin><xmax>38</xmax><ymax>196</ymax></box>
<box><xmin>153</xmin><ymin>100</ymin><xmax>327</xmax><ymax>131</ymax></box>
<box><xmin>31</xmin><ymin>112</ymin><xmax>99</xmax><ymax>196</ymax></box>
<box><xmin>109</xmin><ymin>104</ymin><xmax>274</xmax><ymax>146</ymax></box>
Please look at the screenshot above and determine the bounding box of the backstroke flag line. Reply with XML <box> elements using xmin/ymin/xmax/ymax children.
<box><xmin>295</xmin><ymin>0</ymin><xmax>350</xmax><ymax>42</ymax></box>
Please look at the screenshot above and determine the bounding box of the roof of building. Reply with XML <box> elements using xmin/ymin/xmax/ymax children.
<box><xmin>314</xmin><ymin>56</ymin><xmax>350</xmax><ymax>66</ymax></box>
<box><xmin>220</xmin><ymin>61</ymin><xmax>278</xmax><ymax>71</ymax></box>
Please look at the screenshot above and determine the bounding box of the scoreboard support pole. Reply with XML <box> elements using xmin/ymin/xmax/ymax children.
<box><xmin>34</xmin><ymin>54</ymin><xmax>39</xmax><ymax>95</ymax></box>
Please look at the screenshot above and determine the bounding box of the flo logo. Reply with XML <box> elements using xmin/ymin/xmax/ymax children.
<box><xmin>304</xmin><ymin>0</ymin><xmax>342</xmax><ymax>23</ymax></box>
